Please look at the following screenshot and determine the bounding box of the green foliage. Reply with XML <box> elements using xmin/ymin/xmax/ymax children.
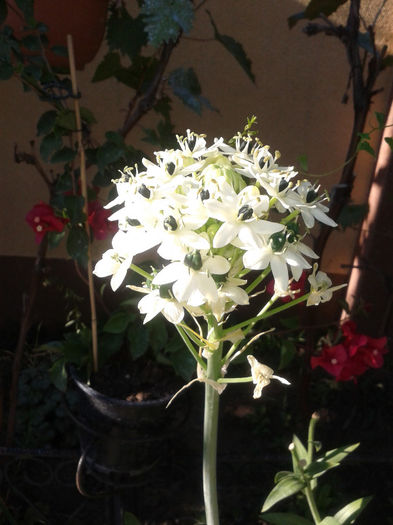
<box><xmin>141</xmin><ymin>0</ymin><xmax>194</xmax><ymax>47</ymax></box>
<box><xmin>261</xmin><ymin>416</ymin><xmax>370</xmax><ymax>525</ymax></box>
<box><xmin>106</xmin><ymin>6</ymin><xmax>146</xmax><ymax>58</ymax></box>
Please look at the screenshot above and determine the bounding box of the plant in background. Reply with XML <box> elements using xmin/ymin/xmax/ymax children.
<box><xmin>93</xmin><ymin>119</ymin><xmax>346</xmax><ymax>524</ymax></box>
<box><xmin>261</xmin><ymin>412</ymin><xmax>371</xmax><ymax>525</ymax></box>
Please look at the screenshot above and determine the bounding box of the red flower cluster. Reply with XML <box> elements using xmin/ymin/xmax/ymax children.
<box><xmin>311</xmin><ymin>320</ymin><xmax>388</xmax><ymax>381</ymax></box>
<box><xmin>88</xmin><ymin>200</ymin><xmax>118</xmax><ymax>240</ymax></box>
<box><xmin>26</xmin><ymin>202</ymin><xmax>69</xmax><ymax>243</ymax></box>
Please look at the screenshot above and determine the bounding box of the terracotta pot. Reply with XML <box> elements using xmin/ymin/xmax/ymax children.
<box><xmin>4</xmin><ymin>0</ymin><xmax>109</xmax><ymax>69</ymax></box>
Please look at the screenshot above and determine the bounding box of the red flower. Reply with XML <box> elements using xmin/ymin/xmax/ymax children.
<box><xmin>88</xmin><ymin>200</ymin><xmax>118</xmax><ymax>240</ymax></box>
<box><xmin>311</xmin><ymin>320</ymin><xmax>388</xmax><ymax>382</ymax></box>
<box><xmin>26</xmin><ymin>202</ymin><xmax>69</xmax><ymax>243</ymax></box>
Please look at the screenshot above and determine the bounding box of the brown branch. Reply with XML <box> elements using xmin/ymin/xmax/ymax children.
<box><xmin>14</xmin><ymin>142</ymin><xmax>54</xmax><ymax>190</ymax></box>
<box><xmin>119</xmin><ymin>41</ymin><xmax>177</xmax><ymax>138</ymax></box>
<box><xmin>6</xmin><ymin>236</ymin><xmax>48</xmax><ymax>446</ymax></box>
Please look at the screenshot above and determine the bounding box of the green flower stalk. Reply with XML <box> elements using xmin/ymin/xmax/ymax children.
<box><xmin>94</xmin><ymin>126</ymin><xmax>345</xmax><ymax>524</ymax></box>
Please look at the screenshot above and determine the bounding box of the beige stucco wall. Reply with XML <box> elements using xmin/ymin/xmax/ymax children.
<box><xmin>1</xmin><ymin>0</ymin><xmax>392</xmax><ymax>278</ymax></box>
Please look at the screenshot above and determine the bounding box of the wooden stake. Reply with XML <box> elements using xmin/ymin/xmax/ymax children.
<box><xmin>67</xmin><ymin>34</ymin><xmax>98</xmax><ymax>373</ymax></box>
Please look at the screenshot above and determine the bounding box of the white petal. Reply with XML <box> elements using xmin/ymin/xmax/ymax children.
<box><xmin>243</xmin><ymin>247</ymin><xmax>271</xmax><ymax>270</ymax></box>
<box><xmin>203</xmin><ymin>255</ymin><xmax>231</xmax><ymax>274</ymax></box>
<box><xmin>213</xmin><ymin>222</ymin><xmax>239</xmax><ymax>249</ymax></box>
<box><xmin>153</xmin><ymin>262</ymin><xmax>186</xmax><ymax>285</ymax></box>
<box><xmin>271</xmin><ymin>255</ymin><xmax>289</xmax><ymax>291</ymax></box>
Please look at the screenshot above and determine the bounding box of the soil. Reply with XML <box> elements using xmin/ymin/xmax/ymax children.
<box><xmin>89</xmin><ymin>357</ymin><xmax>183</xmax><ymax>402</ymax></box>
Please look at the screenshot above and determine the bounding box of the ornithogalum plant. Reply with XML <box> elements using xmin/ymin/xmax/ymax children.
<box><xmin>94</xmin><ymin>120</ymin><xmax>345</xmax><ymax>525</ymax></box>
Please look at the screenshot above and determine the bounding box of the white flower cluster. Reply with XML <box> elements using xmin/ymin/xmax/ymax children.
<box><xmin>94</xmin><ymin>129</ymin><xmax>338</xmax><ymax>325</ymax></box>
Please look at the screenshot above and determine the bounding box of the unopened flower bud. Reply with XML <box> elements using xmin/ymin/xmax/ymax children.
<box><xmin>184</xmin><ymin>250</ymin><xmax>202</xmax><ymax>271</ymax></box>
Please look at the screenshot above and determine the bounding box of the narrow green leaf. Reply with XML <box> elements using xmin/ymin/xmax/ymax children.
<box><xmin>334</xmin><ymin>496</ymin><xmax>372</xmax><ymax>525</ymax></box>
<box><xmin>274</xmin><ymin>471</ymin><xmax>294</xmax><ymax>483</ymax></box>
<box><xmin>262</xmin><ymin>476</ymin><xmax>306</xmax><ymax>512</ymax></box>
<box><xmin>298</xmin><ymin>154</ymin><xmax>308</xmax><ymax>172</ymax></box>
<box><xmin>207</xmin><ymin>10</ymin><xmax>255</xmax><ymax>83</ymax></box>
<box><xmin>321</xmin><ymin>443</ymin><xmax>360</xmax><ymax>464</ymax></box>
<box><xmin>304</xmin><ymin>459</ymin><xmax>339</xmax><ymax>478</ymax></box>
<box><xmin>261</xmin><ymin>513</ymin><xmax>313</xmax><ymax>525</ymax></box>
<box><xmin>292</xmin><ymin>434</ymin><xmax>308</xmax><ymax>463</ymax></box>
<box><xmin>320</xmin><ymin>518</ymin><xmax>341</xmax><ymax>525</ymax></box>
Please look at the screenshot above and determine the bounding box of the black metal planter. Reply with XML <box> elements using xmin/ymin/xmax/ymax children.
<box><xmin>66</xmin><ymin>367</ymin><xmax>188</xmax><ymax>494</ymax></box>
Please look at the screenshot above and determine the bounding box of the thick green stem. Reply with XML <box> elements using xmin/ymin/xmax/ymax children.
<box><xmin>203</xmin><ymin>346</ymin><xmax>222</xmax><ymax>525</ymax></box>
<box><xmin>304</xmin><ymin>485</ymin><xmax>322</xmax><ymax>525</ymax></box>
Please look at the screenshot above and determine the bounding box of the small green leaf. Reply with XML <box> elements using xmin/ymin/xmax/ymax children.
<box><xmin>292</xmin><ymin>434</ymin><xmax>308</xmax><ymax>463</ymax></box>
<box><xmin>168</xmin><ymin>67</ymin><xmax>213</xmax><ymax>115</ymax></box>
<box><xmin>50</xmin><ymin>146</ymin><xmax>77</xmax><ymax>164</ymax></box>
<box><xmin>298</xmin><ymin>154</ymin><xmax>308</xmax><ymax>172</ymax></box>
<box><xmin>66</xmin><ymin>225</ymin><xmax>88</xmax><ymax>265</ymax></box>
<box><xmin>64</xmin><ymin>195</ymin><xmax>85</xmax><ymax>224</ymax></box>
<box><xmin>385</xmin><ymin>137</ymin><xmax>393</xmax><ymax>150</ymax></box>
<box><xmin>127</xmin><ymin>324</ymin><xmax>150</xmax><ymax>359</ymax></box>
<box><xmin>106</xmin><ymin>7</ymin><xmax>147</xmax><ymax>58</ymax></box>
<box><xmin>261</xmin><ymin>513</ymin><xmax>313</xmax><ymax>525</ymax></box>
<box><xmin>357</xmin><ymin>140</ymin><xmax>375</xmax><ymax>157</ymax></box>
<box><xmin>207</xmin><ymin>11</ymin><xmax>255</xmax><ymax>83</ymax></box>
<box><xmin>262</xmin><ymin>475</ymin><xmax>306</xmax><ymax>512</ymax></box>
<box><xmin>97</xmin><ymin>141</ymin><xmax>124</xmax><ymax>172</ymax></box>
<box><xmin>56</xmin><ymin>109</ymin><xmax>77</xmax><ymax>131</ymax></box>
<box><xmin>80</xmin><ymin>107</ymin><xmax>96</xmax><ymax>124</ymax></box>
<box><xmin>103</xmin><ymin>310</ymin><xmax>132</xmax><ymax>334</ymax></box>
<box><xmin>304</xmin><ymin>0</ymin><xmax>349</xmax><ymax>20</ymax></box>
<box><xmin>334</xmin><ymin>496</ymin><xmax>372</xmax><ymax>525</ymax></box>
<box><xmin>92</xmin><ymin>52</ymin><xmax>122</xmax><ymax>82</ymax></box>
<box><xmin>49</xmin><ymin>358</ymin><xmax>67</xmax><ymax>393</ymax></box>
<box><xmin>37</xmin><ymin>110</ymin><xmax>57</xmax><ymax>136</ymax></box>
<box><xmin>40</xmin><ymin>133</ymin><xmax>62</xmax><ymax>162</ymax></box>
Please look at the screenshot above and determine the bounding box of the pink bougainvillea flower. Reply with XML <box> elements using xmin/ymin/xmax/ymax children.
<box><xmin>26</xmin><ymin>202</ymin><xmax>69</xmax><ymax>243</ymax></box>
<box><xmin>88</xmin><ymin>200</ymin><xmax>118</xmax><ymax>240</ymax></box>
<box><xmin>311</xmin><ymin>320</ymin><xmax>388</xmax><ymax>382</ymax></box>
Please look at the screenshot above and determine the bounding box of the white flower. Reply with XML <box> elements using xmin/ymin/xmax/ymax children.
<box><xmin>204</xmin><ymin>182</ymin><xmax>283</xmax><ymax>249</ymax></box>
<box><xmin>153</xmin><ymin>252</ymin><xmax>230</xmax><ymax>308</ymax></box>
<box><xmin>138</xmin><ymin>289</ymin><xmax>184</xmax><ymax>325</ymax></box>
<box><xmin>247</xmin><ymin>355</ymin><xmax>290</xmax><ymax>399</ymax></box>
<box><xmin>286</xmin><ymin>181</ymin><xmax>337</xmax><ymax>228</ymax></box>
<box><xmin>307</xmin><ymin>264</ymin><xmax>347</xmax><ymax>306</ymax></box>
<box><xmin>209</xmin><ymin>275</ymin><xmax>249</xmax><ymax>321</ymax></box>
<box><xmin>242</xmin><ymin>233</ymin><xmax>318</xmax><ymax>292</ymax></box>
